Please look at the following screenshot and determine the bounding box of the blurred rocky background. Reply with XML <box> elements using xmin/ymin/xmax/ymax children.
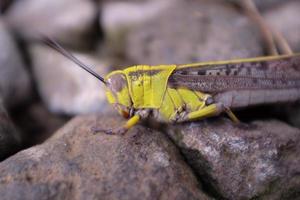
<box><xmin>0</xmin><ymin>0</ymin><xmax>299</xmax><ymax>199</ymax></box>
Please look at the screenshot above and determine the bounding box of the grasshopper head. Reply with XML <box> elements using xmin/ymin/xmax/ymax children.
<box><xmin>105</xmin><ymin>71</ymin><xmax>132</xmax><ymax>118</ymax></box>
<box><xmin>42</xmin><ymin>37</ymin><xmax>133</xmax><ymax>117</ymax></box>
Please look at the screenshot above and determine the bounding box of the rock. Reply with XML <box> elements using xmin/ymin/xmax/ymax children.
<box><xmin>126</xmin><ymin>0</ymin><xmax>263</xmax><ymax>65</ymax></box>
<box><xmin>264</xmin><ymin>0</ymin><xmax>300</xmax><ymax>52</ymax></box>
<box><xmin>4</xmin><ymin>0</ymin><xmax>98</xmax><ymax>49</ymax></box>
<box><xmin>0</xmin><ymin>98</ymin><xmax>21</xmax><ymax>161</ymax></box>
<box><xmin>30</xmin><ymin>44</ymin><xmax>110</xmax><ymax>115</ymax></box>
<box><xmin>167</xmin><ymin>118</ymin><xmax>300</xmax><ymax>200</ymax></box>
<box><xmin>0</xmin><ymin>19</ymin><xmax>32</xmax><ymax>108</ymax></box>
<box><xmin>0</xmin><ymin>114</ymin><xmax>211</xmax><ymax>200</ymax></box>
<box><xmin>101</xmin><ymin>0</ymin><xmax>173</xmax><ymax>56</ymax></box>
<box><xmin>101</xmin><ymin>0</ymin><xmax>172</xmax><ymax>34</ymax></box>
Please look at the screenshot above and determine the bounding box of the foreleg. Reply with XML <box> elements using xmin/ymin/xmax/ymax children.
<box><xmin>91</xmin><ymin>109</ymin><xmax>150</xmax><ymax>135</ymax></box>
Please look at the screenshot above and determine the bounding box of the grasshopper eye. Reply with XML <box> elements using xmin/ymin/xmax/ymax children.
<box><xmin>107</xmin><ymin>74</ymin><xmax>127</xmax><ymax>93</ymax></box>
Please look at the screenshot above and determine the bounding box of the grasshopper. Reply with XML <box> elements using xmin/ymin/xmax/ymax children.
<box><xmin>44</xmin><ymin>0</ymin><xmax>300</xmax><ymax>135</ymax></box>
<box><xmin>45</xmin><ymin>38</ymin><xmax>300</xmax><ymax>135</ymax></box>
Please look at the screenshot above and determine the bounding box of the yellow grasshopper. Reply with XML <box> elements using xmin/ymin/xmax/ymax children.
<box><xmin>45</xmin><ymin>38</ymin><xmax>300</xmax><ymax>135</ymax></box>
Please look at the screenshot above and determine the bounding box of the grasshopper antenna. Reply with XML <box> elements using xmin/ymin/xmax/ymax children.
<box><xmin>43</xmin><ymin>37</ymin><xmax>107</xmax><ymax>84</ymax></box>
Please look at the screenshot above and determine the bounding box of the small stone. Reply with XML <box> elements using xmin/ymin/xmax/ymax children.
<box><xmin>4</xmin><ymin>0</ymin><xmax>98</xmax><ymax>49</ymax></box>
<box><xmin>0</xmin><ymin>98</ymin><xmax>21</xmax><ymax>161</ymax></box>
<box><xmin>0</xmin><ymin>114</ymin><xmax>211</xmax><ymax>200</ymax></box>
<box><xmin>126</xmin><ymin>0</ymin><xmax>263</xmax><ymax>65</ymax></box>
<box><xmin>167</xmin><ymin>118</ymin><xmax>300</xmax><ymax>200</ymax></box>
<box><xmin>30</xmin><ymin>44</ymin><xmax>110</xmax><ymax>115</ymax></box>
<box><xmin>0</xmin><ymin>19</ymin><xmax>31</xmax><ymax>108</ymax></box>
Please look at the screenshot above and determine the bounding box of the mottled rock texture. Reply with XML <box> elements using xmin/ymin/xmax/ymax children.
<box><xmin>0</xmin><ymin>115</ymin><xmax>211</xmax><ymax>200</ymax></box>
<box><xmin>167</xmin><ymin>118</ymin><xmax>300</xmax><ymax>200</ymax></box>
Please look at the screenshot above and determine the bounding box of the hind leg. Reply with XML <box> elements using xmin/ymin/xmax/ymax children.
<box><xmin>177</xmin><ymin>103</ymin><xmax>240</xmax><ymax>123</ymax></box>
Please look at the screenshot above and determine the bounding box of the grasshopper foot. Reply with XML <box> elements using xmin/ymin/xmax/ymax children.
<box><xmin>91</xmin><ymin>126</ymin><xmax>127</xmax><ymax>135</ymax></box>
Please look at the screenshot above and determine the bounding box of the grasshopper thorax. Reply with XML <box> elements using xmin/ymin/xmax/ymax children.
<box><xmin>105</xmin><ymin>71</ymin><xmax>133</xmax><ymax>118</ymax></box>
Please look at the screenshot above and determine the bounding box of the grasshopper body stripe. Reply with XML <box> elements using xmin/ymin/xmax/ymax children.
<box><xmin>170</xmin><ymin>54</ymin><xmax>300</xmax><ymax>93</ymax></box>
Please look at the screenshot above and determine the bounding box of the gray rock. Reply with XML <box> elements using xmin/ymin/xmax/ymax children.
<box><xmin>4</xmin><ymin>0</ymin><xmax>98</xmax><ymax>49</ymax></box>
<box><xmin>0</xmin><ymin>19</ymin><xmax>31</xmax><ymax>108</ymax></box>
<box><xmin>167</xmin><ymin>118</ymin><xmax>300</xmax><ymax>200</ymax></box>
<box><xmin>126</xmin><ymin>0</ymin><xmax>263</xmax><ymax>65</ymax></box>
<box><xmin>101</xmin><ymin>0</ymin><xmax>173</xmax><ymax>34</ymax></box>
<box><xmin>0</xmin><ymin>98</ymin><xmax>21</xmax><ymax>161</ymax></box>
<box><xmin>101</xmin><ymin>0</ymin><xmax>174</xmax><ymax>56</ymax></box>
<box><xmin>0</xmin><ymin>114</ymin><xmax>211</xmax><ymax>200</ymax></box>
<box><xmin>264</xmin><ymin>0</ymin><xmax>300</xmax><ymax>52</ymax></box>
<box><xmin>30</xmin><ymin>44</ymin><xmax>110</xmax><ymax>115</ymax></box>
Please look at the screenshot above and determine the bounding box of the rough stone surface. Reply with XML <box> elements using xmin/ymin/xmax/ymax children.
<box><xmin>264</xmin><ymin>0</ymin><xmax>300</xmax><ymax>52</ymax></box>
<box><xmin>126</xmin><ymin>0</ymin><xmax>263</xmax><ymax>65</ymax></box>
<box><xmin>4</xmin><ymin>0</ymin><xmax>98</xmax><ymax>49</ymax></box>
<box><xmin>0</xmin><ymin>20</ymin><xmax>31</xmax><ymax>108</ymax></box>
<box><xmin>167</xmin><ymin>118</ymin><xmax>300</xmax><ymax>200</ymax></box>
<box><xmin>0</xmin><ymin>99</ymin><xmax>21</xmax><ymax>161</ymax></box>
<box><xmin>30</xmin><ymin>44</ymin><xmax>109</xmax><ymax>115</ymax></box>
<box><xmin>0</xmin><ymin>115</ymin><xmax>211</xmax><ymax>200</ymax></box>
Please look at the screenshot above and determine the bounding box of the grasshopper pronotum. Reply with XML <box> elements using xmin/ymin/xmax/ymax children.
<box><xmin>44</xmin><ymin>1</ymin><xmax>300</xmax><ymax>135</ymax></box>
